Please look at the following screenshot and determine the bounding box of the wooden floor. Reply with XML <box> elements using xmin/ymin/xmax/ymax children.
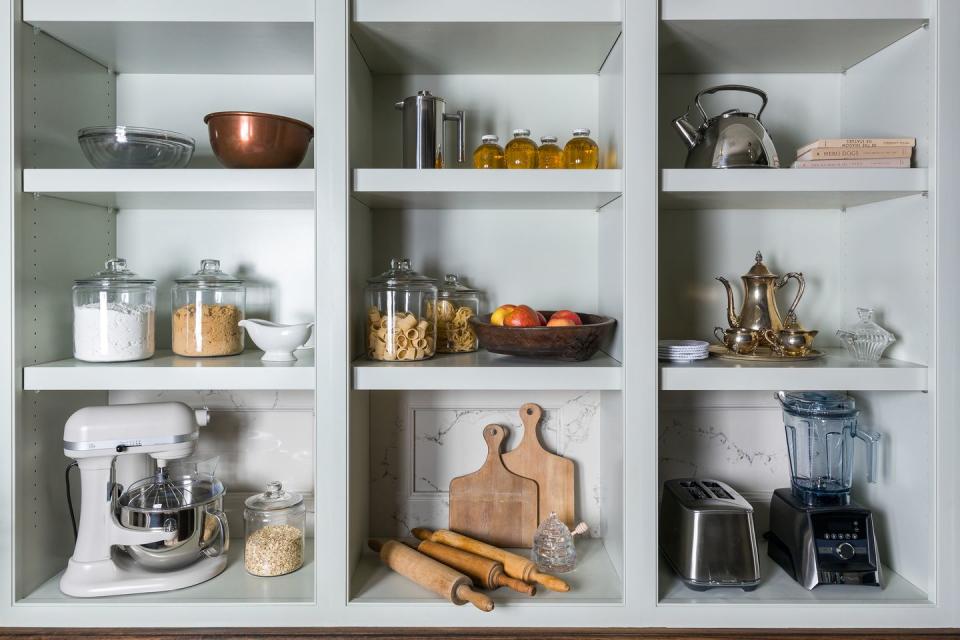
<box><xmin>0</xmin><ymin>629</ymin><xmax>958</xmax><ymax>640</ymax></box>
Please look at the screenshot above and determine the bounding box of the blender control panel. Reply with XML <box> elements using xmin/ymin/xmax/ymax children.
<box><xmin>810</xmin><ymin>512</ymin><xmax>879</xmax><ymax>585</ymax></box>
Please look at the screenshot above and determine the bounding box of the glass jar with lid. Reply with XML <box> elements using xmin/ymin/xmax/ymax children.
<box><xmin>563</xmin><ymin>128</ymin><xmax>599</xmax><ymax>169</ymax></box>
<box><xmin>505</xmin><ymin>129</ymin><xmax>538</xmax><ymax>169</ymax></box>
<box><xmin>365</xmin><ymin>258</ymin><xmax>437</xmax><ymax>361</ymax></box>
<box><xmin>435</xmin><ymin>274</ymin><xmax>481</xmax><ymax>353</ymax></box>
<box><xmin>537</xmin><ymin>136</ymin><xmax>563</xmax><ymax>168</ymax></box>
<box><xmin>473</xmin><ymin>134</ymin><xmax>505</xmax><ymax>169</ymax></box>
<box><xmin>243</xmin><ymin>481</ymin><xmax>305</xmax><ymax>577</ymax></box>
<box><xmin>171</xmin><ymin>259</ymin><xmax>245</xmax><ymax>357</ymax></box>
<box><xmin>72</xmin><ymin>258</ymin><xmax>156</xmax><ymax>362</ymax></box>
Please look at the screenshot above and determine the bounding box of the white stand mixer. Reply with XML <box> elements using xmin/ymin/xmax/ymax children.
<box><xmin>60</xmin><ymin>402</ymin><xmax>227</xmax><ymax>598</ymax></box>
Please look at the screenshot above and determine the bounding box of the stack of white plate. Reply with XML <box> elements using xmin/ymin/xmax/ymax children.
<box><xmin>658</xmin><ymin>339</ymin><xmax>709</xmax><ymax>362</ymax></box>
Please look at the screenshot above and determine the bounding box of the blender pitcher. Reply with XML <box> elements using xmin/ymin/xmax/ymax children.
<box><xmin>776</xmin><ymin>391</ymin><xmax>880</xmax><ymax>505</ymax></box>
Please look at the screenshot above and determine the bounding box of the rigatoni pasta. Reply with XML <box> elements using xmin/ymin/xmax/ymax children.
<box><xmin>366</xmin><ymin>306</ymin><xmax>436</xmax><ymax>361</ymax></box>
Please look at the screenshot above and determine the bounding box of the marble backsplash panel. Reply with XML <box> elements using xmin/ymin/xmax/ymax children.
<box><xmin>368</xmin><ymin>390</ymin><xmax>611</xmax><ymax>538</ymax></box>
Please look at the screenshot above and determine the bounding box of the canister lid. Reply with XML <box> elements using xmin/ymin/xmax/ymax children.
<box><xmin>367</xmin><ymin>258</ymin><xmax>437</xmax><ymax>292</ymax></box>
<box><xmin>512</xmin><ymin>128</ymin><xmax>531</xmax><ymax>137</ymax></box>
<box><xmin>777</xmin><ymin>391</ymin><xmax>858</xmax><ymax>417</ymax></box>
<box><xmin>540</xmin><ymin>136</ymin><xmax>558</xmax><ymax>144</ymax></box>
<box><xmin>74</xmin><ymin>258</ymin><xmax>155</xmax><ymax>287</ymax></box>
<box><xmin>174</xmin><ymin>259</ymin><xmax>244</xmax><ymax>287</ymax></box>
<box><xmin>481</xmin><ymin>134</ymin><xmax>499</xmax><ymax>143</ymax></box>
<box><xmin>437</xmin><ymin>273</ymin><xmax>478</xmax><ymax>298</ymax></box>
<box><xmin>572</xmin><ymin>128</ymin><xmax>591</xmax><ymax>137</ymax></box>
<box><xmin>245</xmin><ymin>481</ymin><xmax>304</xmax><ymax>512</ymax></box>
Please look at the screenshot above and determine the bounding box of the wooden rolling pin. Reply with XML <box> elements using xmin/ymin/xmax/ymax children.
<box><xmin>415</xmin><ymin>538</ymin><xmax>536</xmax><ymax>596</ymax></box>
<box><xmin>368</xmin><ymin>539</ymin><xmax>494</xmax><ymax>612</ymax></box>
<box><xmin>412</xmin><ymin>528</ymin><xmax>570</xmax><ymax>593</ymax></box>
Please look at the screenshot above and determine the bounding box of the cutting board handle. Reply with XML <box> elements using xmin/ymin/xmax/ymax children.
<box><xmin>518</xmin><ymin>402</ymin><xmax>547</xmax><ymax>453</ymax></box>
<box><xmin>482</xmin><ymin>424</ymin><xmax>506</xmax><ymax>465</ymax></box>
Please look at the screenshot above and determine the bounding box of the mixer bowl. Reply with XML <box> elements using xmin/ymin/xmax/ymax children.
<box><xmin>117</xmin><ymin>473</ymin><xmax>228</xmax><ymax>571</ymax></box>
<box><xmin>204</xmin><ymin>111</ymin><xmax>314</xmax><ymax>168</ymax></box>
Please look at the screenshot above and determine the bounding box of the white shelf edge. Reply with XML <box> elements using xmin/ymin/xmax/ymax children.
<box><xmin>353</xmin><ymin>350</ymin><xmax>623</xmax><ymax>391</ymax></box>
<box><xmin>659</xmin><ymin>348</ymin><xmax>927</xmax><ymax>392</ymax></box>
<box><xmin>661</xmin><ymin>0</ymin><xmax>929</xmax><ymax>22</ymax></box>
<box><xmin>23</xmin><ymin>350</ymin><xmax>316</xmax><ymax>391</ymax></box>
<box><xmin>661</xmin><ymin>168</ymin><xmax>929</xmax><ymax>194</ymax></box>
<box><xmin>23</xmin><ymin>0</ymin><xmax>315</xmax><ymax>23</ymax></box>
<box><xmin>23</xmin><ymin>169</ymin><xmax>316</xmax><ymax>193</ymax></box>
<box><xmin>353</xmin><ymin>0</ymin><xmax>621</xmax><ymax>24</ymax></box>
<box><xmin>354</xmin><ymin>169</ymin><xmax>623</xmax><ymax>194</ymax></box>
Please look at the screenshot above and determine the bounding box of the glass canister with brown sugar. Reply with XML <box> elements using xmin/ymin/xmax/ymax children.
<box><xmin>171</xmin><ymin>259</ymin><xmax>245</xmax><ymax>357</ymax></box>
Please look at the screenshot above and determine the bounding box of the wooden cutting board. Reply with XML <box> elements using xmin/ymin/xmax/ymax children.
<box><xmin>448</xmin><ymin>424</ymin><xmax>539</xmax><ymax>548</ymax></box>
<box><xmin>501</xmin><ymin>402</ymin><xmax>575</xmax><ymax>528</ymax></box>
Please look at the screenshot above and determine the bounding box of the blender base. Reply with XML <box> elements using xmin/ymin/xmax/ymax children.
<box><xmin>766</xmin><ymin>488</ymin><xmax>883</xmax><ymax>590</ymax></box>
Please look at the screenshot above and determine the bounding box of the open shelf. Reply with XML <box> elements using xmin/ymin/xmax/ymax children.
<box><xmin>351</xmin><ymin>0</ymin><xmax>621</xmax><ymax>74</ymax></box>
<box><xmin>660</xmin><ymin>0</ymin><xmax>928</xmax><ymax>73</ymax></box>
<box><xmin>353</xmin><ymin>350</ymin><xmax>622</xmax><ymax>391</ymax></box>
<box><xmin>23</xmin><ymin>0</ymin><xmax>314</xmax><ymax>74</ymax></box>
<box><xmin>660</xmin><ymin>169</ymin><xmax>929</xmax><ymax>210</ymax></box>
<box><xmin>23</xmin><ymin>350</ymin><xmax>315</xmax><ymax>391</ymax></box>
<box><xmin>352</xmin><ymin>169</ymin><xmax>622</xmax><ymax>210</ymax></box>
<box><xmin>23</xmin><ymin>169</ymin><xmax>316</xmax><ymax>210</ymax></box>
<box><xmin>19</xmin><ymin>540</ymin><xmax>314</xmax><ymax>605</ymax></box>
<box><xmin>659</xmin><ymin>348</ymin><xmax>927</xmax><ymax>392</ymax></box>
<box><xmin>352</xmin><ymin>539</ymin><xmax>621</xmax><ymax>606</ymax></box>
<box><xmin>659</xmin><ymin>540</ymin><xmax>929</xmax><ymax>606</ymax></box>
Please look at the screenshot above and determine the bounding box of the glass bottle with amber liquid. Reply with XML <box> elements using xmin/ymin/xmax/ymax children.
<box><xmin>504</xmin><ymin>129</ymin><xmax>538</xmax><ymax>169</ymax></box>
<box><xmin>563</xmin><ymin>128</ymin><xmax>599</xmax><ymax>169</ymax></box>
<box><xmin>537</xmin><ymin>136</ymin><xmax>563</xmax><ymax>169</ymax></box>
<box><xmin>472</xmin><ymin>134</ymin><xmax>505</xmax><ymax>169</ymax></box>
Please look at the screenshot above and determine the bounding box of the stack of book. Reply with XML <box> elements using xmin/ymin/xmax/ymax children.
<box><xmin>792</xmin><ymin>138</ymin><xmax>915</xmax><ymax>168</ymax></box>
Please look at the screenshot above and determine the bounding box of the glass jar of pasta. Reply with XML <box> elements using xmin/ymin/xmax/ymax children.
<box><xmin>435</xmin><ymin>274</ymin><xmax>481</xmax><ymax>353</ymax></box>
<box><xmin>365</xmin><ymin>258</ymin><xmax>438</xmax><ymax>361</ymax></box>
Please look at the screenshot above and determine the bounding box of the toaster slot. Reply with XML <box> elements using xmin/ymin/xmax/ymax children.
<box><xmin>702</xmin><ymin>481</ymin><xmax>733</xmax><ymax>500</ymax></box>
<box><xmin>680</xmin><ymin>481</ymin><xmax>709</xmax><ymax>501</ymax></box>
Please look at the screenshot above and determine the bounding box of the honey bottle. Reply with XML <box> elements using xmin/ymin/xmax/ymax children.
<box><xmin>538</xmin><ymin>136</ymin><xmax>563</xmax><ymax>169</ymax></box>
<box><xmin>504</xmin><ymin>129</ymin><xmax>538</xmax><ymax>169</ymax></box>
<box><xmin>563</xmin><ymin>128</ymin><xmax>599</xmax><ymax>169</ymax></box>
<box><xmin>472</xmin><ymin>134</ymin><xmax>505</xmax><ymax>169</ymax></box>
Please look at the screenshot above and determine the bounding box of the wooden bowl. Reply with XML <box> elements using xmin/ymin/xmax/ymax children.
<box><xmin>470</xmin><ymin>311</ymin><xmax>616</xmax><ymax>362</ymax></box>
<box><xmin>204</xmin><ymin>111</ymin><xmax>314</xmax><ymax>168</ymax></box>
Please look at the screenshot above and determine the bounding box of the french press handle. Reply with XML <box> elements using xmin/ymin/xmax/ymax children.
<box><xmin>694</xmin><ymin>85</ymin><xmax>769</xmax><ymax>123</ymax></box>
<box><xmin>444</xmin><ymin>110</ymin><xmax>466</xmax><ymax>164</ymax></box>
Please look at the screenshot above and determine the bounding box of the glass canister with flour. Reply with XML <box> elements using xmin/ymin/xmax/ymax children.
<box><xmin>73</xmin><ymin>258</ymin><xmax>156</xmax><ymax>362</ymax></box>
<box><xmin>171</xmin><ymin>259</ymin><xmax>245</xmax><ymax>357</ymax></box>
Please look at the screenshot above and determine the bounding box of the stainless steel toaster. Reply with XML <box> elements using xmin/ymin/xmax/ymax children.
<box><xmin>659</xmin><ymin>478</ymin><xmax>760</xmax><ymax>591</ymax></box>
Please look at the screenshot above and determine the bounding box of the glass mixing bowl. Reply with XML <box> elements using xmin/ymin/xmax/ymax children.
<box><xmin>78</xmin><ymin>125</ymin><xmax>195</xmax><ymax>168</ymax></box>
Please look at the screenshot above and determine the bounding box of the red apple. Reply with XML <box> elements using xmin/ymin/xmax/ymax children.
<box><xmin>490</xmin><ymin>304</ymin><xmax>516</xmax><ymax>326</ymax></box>
<box><xmin>546</xmin><ymin>317</ymin><xmax>577</xmax><ymax>327</ymax></box>
<box><xmin>536</xmin><ymin>311</ymin><xmax>547</xmax><ymax>326</ymax></box>
<box><xmin>549</xmin><ymin>310</ymin><xmax>583</xmax><ymax>326</ymax></box>
<box><xmin>505</xmin><ymin>306</ymin><xmax>540</xmax><ymax>328</ymax></box>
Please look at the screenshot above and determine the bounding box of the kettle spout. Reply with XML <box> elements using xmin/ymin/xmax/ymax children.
<box><xmin>715</xmin><ymin>276</ymin><xmax>740</xmax><ymax>328</ymax></box>
<box><xmin>672</xmin><ymin>114</ymin><xmax>699</xmax><ymax>150</ymax></box>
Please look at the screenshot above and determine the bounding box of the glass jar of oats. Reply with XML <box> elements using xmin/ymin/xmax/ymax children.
<box><xmin>435</xmin><ymin>274</ymin><xmax>480</xmax><ymax>353</ymax></box>
<box><xmin>365</xmin><ymin>258</ymin><xmax>437</xmax><ymax>362</ymax></box>
<box><xmin>244</xmin><ymin>481</ymin><xmax>305</xmax><ymax>577</ymax></box>
<box><xmin>171</xmin><ymin>259</ymin><xmax>245</xmax><ymax>357</ymax></box>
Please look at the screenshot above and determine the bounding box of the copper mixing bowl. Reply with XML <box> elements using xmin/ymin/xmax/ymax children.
<box><xmin>204</xmin><ymin>111</ymin><xmax>314</xmax><ymax>169</ymax></box>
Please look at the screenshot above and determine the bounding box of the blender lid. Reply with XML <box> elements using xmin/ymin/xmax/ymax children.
<box><xmin>245</xmin><ymin>480</ymin><xmax>303</xmax><ymax>511</ymax></box>
<box><xmin>366</xmin><ymin>258</ymin><xmax>437</xmax><ymax>291</ymax></box>
<box><xmin>777</xmin><ymin>391</ymin><xmax>858</xmax><ymax>417</ymax></box>
<box><xmin>74</xmin><ymin>258</ymin><xmax>155</xmax><ymax>286</ymax></box>
<box><xmin>174</xmin><ymin>258</ymin><xmax>244</xmax><ymax>286</ymax></box>
<box><xmin>119</xmin><ymin>470</ymin><xmax>224</xmax><ymax>511</ymax></box>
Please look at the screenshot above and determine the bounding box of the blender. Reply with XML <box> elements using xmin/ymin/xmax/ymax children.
<box><xmin>766</xmin><ymin>391</ymin><xmax>883</xmax><ymax>589</ymax></box>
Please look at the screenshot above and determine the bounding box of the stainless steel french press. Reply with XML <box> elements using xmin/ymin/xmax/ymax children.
<box><xmin>394</xmin><ymin>90</ymin><xmax>465</xmax><ymax>169</ymax></box>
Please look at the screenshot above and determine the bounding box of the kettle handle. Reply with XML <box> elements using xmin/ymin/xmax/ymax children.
<box><xmin>694</xmin><ymin>85</ymin><xmax>769</xmax><ymax>122</ymax></box>
<box><xmin>776</xmin><ymin>272</ymin><xmax>805</xmax><ymax>321</ymax></box>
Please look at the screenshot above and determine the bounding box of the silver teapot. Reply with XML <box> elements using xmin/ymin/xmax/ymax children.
<box><xmin>672</xmin><ymin>85</ymin><xmax>779</xmax><ymax>169</ymax></box>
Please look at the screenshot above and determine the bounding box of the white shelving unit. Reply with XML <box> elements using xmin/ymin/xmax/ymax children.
<box><xmin>660</xmin><ymin>168</ymin><xmax>928</xmax><ymax>210</ymax></box>
<box><xmin>23</xmin><ymin>169</ymin><xmax>316</xmax><ymax>209</ymax></box>
<box><xmin>659</xmin><ymin>348</ymin><xmax>928</xmax><ymax>392</ymax></box>
<box><xmin>1</xmin><ymin>0</ymin><xmax>958</xmax><ymax>633</ymax></box>
<box><xmin>23</xmin><ymin>350</ymin><xmax>316</xmax><ymax>391</ymax></box>
<box><xmin>352</xmin><ymin>169</ymin><xmax>622</xmax><ymax>210</ymax></box>
<box><xmin>353</xmin><ymin>350</ymin><xmax>622</xmax><ymax>391</ymax></box>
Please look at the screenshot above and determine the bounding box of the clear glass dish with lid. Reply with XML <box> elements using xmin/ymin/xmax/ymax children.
<box><xmin>171</xmin><ymin>259</ymin><xmax>245</xmax><ymax>357</ymax></box>
<box><xmin>836</xmin><ymin>307</ymin><xmax>896</xmax><ymax>362</ymax></box>
<box><xmin>365</xmin><ymin>258</ymin><xmax>438</xmax><ymax>361</ymax></box>
<box><xmin>435</xmin><ymin>273</ymin><xmax>481</xmax><ymax>353</ymax></box>
<box><xmin>244</xmin><ymin>481</ymin><xmax>306</xmax><ymax>577</ymax></box>
<box><xmin>72</xmin><ymin>258</ymin><xmax>156</xmax><ymax>362</ymax></box>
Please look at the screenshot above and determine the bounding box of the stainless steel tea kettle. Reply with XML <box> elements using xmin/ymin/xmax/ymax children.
<box><xmin>395</xmin><ymin>90</ymin><xmax>465</xmax><ymax>169</ymax></box>
<box><xmin>672</xmin><ymin>85</ymin><xmax>779</xmax><ymax>168</ymax></box>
